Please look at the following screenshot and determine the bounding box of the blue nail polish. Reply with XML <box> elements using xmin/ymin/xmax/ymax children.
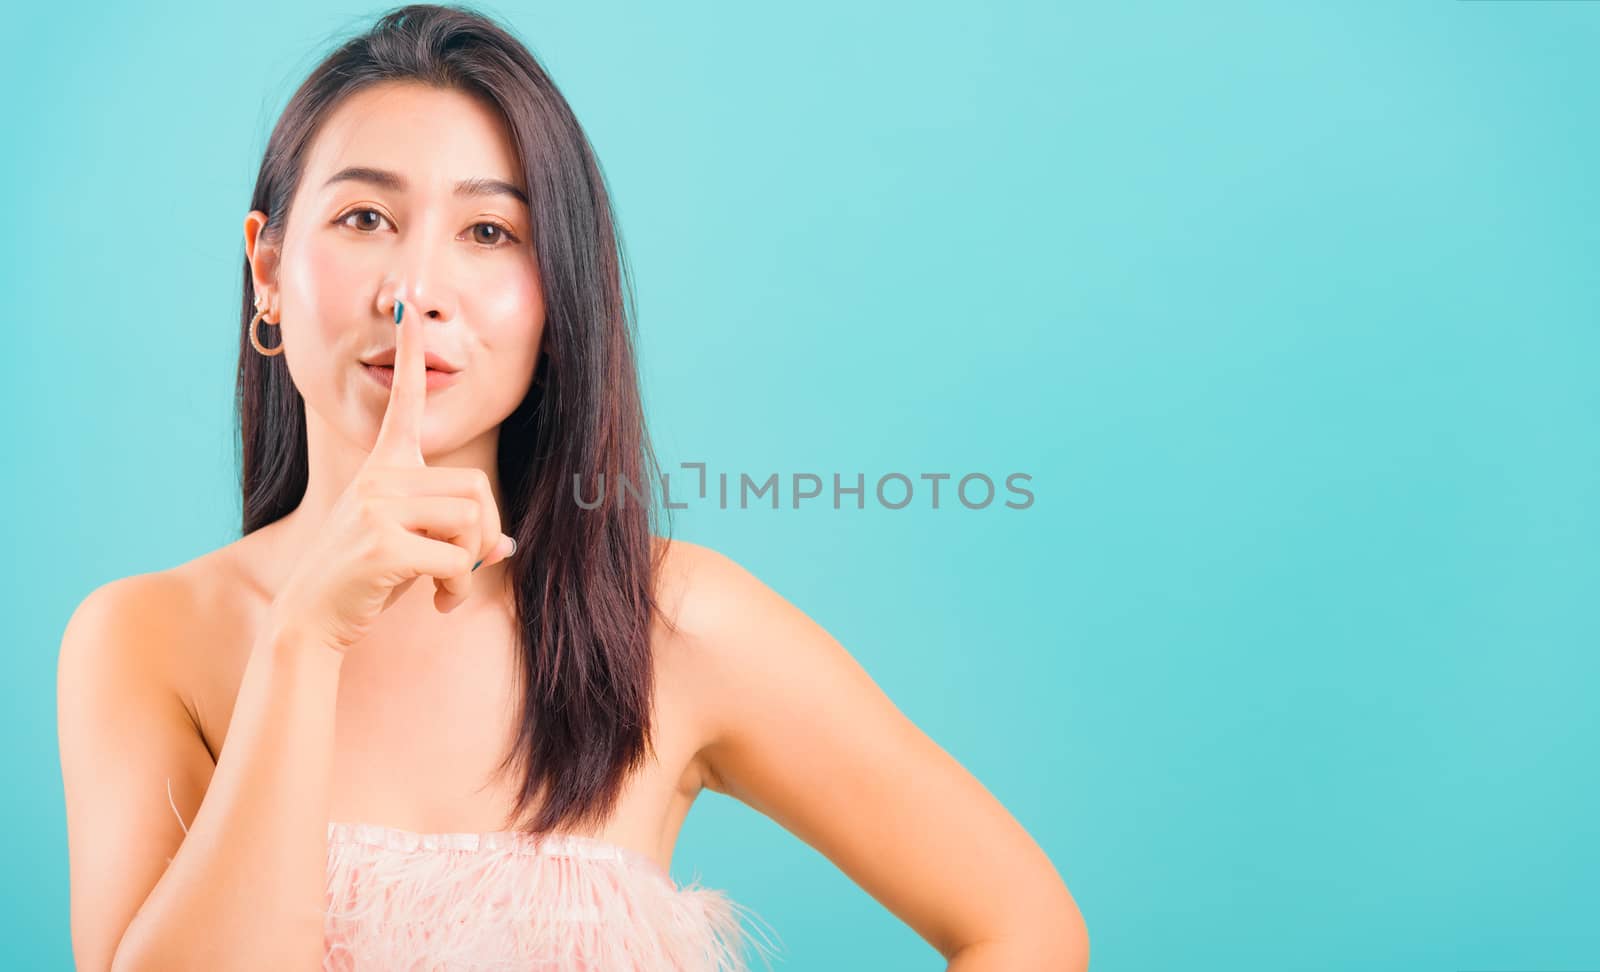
<box><xmin>394</xmin><ymin>300</ymin><xmax>404</xmax><ymax>325</ymax></box>
<box><xmin>471</xmin><ymin>558</ymin><xmax>483</xmax><ymax>572</ymax></box>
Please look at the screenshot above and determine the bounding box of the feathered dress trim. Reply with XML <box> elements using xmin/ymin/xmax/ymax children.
<box><xmin>320</xmin><ymin>821</ymin><xmax>781</xmax><ymax>971</ymax></box>
<box><xmin>164</xmin><ymin>778</ymin><xmax>782</xmax><ymax>971</ymax></box>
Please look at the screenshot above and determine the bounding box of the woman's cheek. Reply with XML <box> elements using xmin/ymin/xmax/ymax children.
<box><xmin>296</xmin><ymin>240</ymin><xmax>371</xmax><ymax>343</ymax></box>
<box><xmin>272</xmin><ymin>250</ymin><xmax>351</xmax><ymax>402</ymax></box>
<box><xmin>475</xmin><ymin>264</ymin><xmax>545</xmax><ymax>386</ymax></box>
<box><xmin>481</xmin><ymin>268</ymin><xmax>537</xmax><ymax>317</ymax></box>
<box><xmin>475</xmin><ymin>324</ymin><xmax>542</xmax><ymax>406</ymax></box>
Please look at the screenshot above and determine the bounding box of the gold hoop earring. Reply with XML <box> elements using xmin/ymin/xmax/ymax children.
<box><xmin>250</xmin><ymin>304</ymin><xmax>284</xmax><ymax>357</ymax></box>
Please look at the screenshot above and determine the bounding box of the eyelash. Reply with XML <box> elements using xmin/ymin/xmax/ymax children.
<box><xmin>334</xmin><ymin>207</ymin><xmax>522</xmax><ymax>248</ymax></box>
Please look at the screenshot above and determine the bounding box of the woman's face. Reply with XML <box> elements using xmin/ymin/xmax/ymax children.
<box><xmin>247</xmin><ymin>81</ymin><xmax>545</xmax><ymax>456</ymax></box>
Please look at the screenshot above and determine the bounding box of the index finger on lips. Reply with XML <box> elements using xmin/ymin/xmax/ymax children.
<box><xmin>371</xmin><ymin>297</ymin><xmax>427</xmax><ymax>466</ymax></box>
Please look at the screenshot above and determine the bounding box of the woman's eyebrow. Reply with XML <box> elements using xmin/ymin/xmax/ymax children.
<box><xmin>320</xmin><ymin>165</ymin><xmax>529</xmax><ymax>206</ymax></box>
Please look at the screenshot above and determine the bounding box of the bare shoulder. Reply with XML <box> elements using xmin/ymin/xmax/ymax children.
<box><xmin>59</xmin><ymin>567</ymin><xmax>199</xmax><ymax>690</ymax></box>
<box><xmin>649</xmin><ymin>536</ymin><xmax>768</xmax><ymax>638</ymax></box>
<box><xmin>647</xmin><ymin>537</ymin><xmax>843</xmax><ymax>791</ymax></box>
<box><xmin>59</xmin><ymin>538</ymin><xmax>257</xmax><ymax>728</ymax></box>
<box><xmin>647</xmin><ymin>537</ymin><xmax>764</xmax><ymax>754</ymax></box>
<box><xmin>648</xmin><ymin>536</ymin><xmax>794</xmax><ymax>676</ymax></box>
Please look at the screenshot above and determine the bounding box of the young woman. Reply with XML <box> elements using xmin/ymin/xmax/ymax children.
<box><xmin>57</xmin><ymin>5</ymin><xmax>1088</xmax><ymax>969</ymax></box>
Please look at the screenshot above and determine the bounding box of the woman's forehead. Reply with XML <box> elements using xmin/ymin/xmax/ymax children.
<box><xmin>304</xmin><ymin>83</ymin><xmax>523</xmax><ymax>197</ymax></box>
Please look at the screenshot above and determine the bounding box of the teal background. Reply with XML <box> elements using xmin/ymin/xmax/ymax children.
<box><xmin>4</xmin><ymin>1</ymin><xmax>1597</xmax><ymax>969</ymax></box>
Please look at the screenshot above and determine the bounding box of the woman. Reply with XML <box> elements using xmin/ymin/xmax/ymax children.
<box><xmin>56</xmin><ymin>5</ymin><xmax>1089</xmax><ymax>969</ymax></box>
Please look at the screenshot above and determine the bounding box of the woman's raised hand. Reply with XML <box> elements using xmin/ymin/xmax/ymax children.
<box><xmin>265</xmin><ymin>300</ymin><xmax>516</xmax><ymax>655</ymax></box>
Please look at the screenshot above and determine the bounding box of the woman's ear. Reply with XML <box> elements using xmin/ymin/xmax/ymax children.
<box><xmin>242</xmin><ymin>210</ymin><xmax>281</xmax><ymax>309</ymax></box>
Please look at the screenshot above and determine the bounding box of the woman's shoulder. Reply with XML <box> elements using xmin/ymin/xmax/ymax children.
<box><xmin>58</xmin><ymin>555</ymin><xmax>222</xmax><ymax>709</ymax></box>
<box><xmin>63</xmin><ymin>569</ymin><xmax>193</xmax><ymax>655</ymax></box>
<box><xmin>64</xmin><ymin>532</ymin><xmax>267</xmax><ymax>674</ymax></box>
<box><xmin>645</xmin><ymin>535</ymin><xmax>848</xmax><ymax>799</ymax></box>
<box><xmin>649</xmin><ymin>536</ymin><xmax>765</xmax><ymax>636</ymax></box>
<box><xmin>646</xmin><ymin>535</ymin><xmax>799</xmax><ymax>694</ymax></box>
<box><xmin>69</xmin><ymin>529</ymin><xmax>258</xmax><ymax>640</ymax></box>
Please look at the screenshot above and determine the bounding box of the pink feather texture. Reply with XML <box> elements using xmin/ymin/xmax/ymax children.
<box><xmin>165</xmin><ymin>778</ymin><xmax>782</xmax><ymax>970</ymax></box>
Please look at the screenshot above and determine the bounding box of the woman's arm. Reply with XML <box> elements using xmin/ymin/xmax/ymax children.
<box><xmin>58</xmin><ymin>573</ymin><xmax>344</xmax><ymax>972</ymax></box>
<box><xmin>670</xmin><ymin>542</ymin><xmax>1090</xmax><ymax>970</ymax></box>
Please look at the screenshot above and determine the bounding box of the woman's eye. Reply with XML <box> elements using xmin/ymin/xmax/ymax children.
<box><xmin>470</xmin><ymin>222</ymin><xmax>519</xmax><ymax>247</ymax></box>
<box><xmin>340</xmin><ymin>208</ymin><xmax>390</xmax><ymax>232</ymax></box>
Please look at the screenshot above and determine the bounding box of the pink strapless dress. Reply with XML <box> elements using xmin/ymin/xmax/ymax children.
<box><xmin>320</xmin><ymin>821</ymin><xmax>780</xmax><ymax>971</ymax></box>
<box><xmin>165</xmin><ymin>780</ymin><xmax>781</xmax><ymax>971</ymax></box>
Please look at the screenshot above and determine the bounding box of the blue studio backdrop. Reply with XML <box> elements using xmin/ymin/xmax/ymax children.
<box><xmin>3</xmin><ymin>2</ymin><xmax>1597</xmax><ymax>970</ymax></box>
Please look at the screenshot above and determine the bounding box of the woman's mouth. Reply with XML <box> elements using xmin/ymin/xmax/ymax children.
<box><xmin>362</xmin><ymin>362</ymin><xmax>462</xmax><ymax>391</ymax></box>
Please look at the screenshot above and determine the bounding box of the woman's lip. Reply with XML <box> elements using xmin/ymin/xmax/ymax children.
<box><xmin>362</xmin><ymin>362</ymin><xmax>461</xmax><ymax>391</ymax></box>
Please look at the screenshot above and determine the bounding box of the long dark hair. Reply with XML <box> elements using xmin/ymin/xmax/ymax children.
<box><xmin>237</xmin><ymin>3</ymin><xmax>672</xmax><ymax>836</ymax></box>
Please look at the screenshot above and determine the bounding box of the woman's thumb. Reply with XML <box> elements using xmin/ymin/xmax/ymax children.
<box><xmin>494</xmin><ymin>533</ymin><xmax>518</xmax><ymax>564</ymax></box>
<box><xmin>471</xmin><ymin>534</ymin><xmax>517</xmax><ymax>573</ymax></box>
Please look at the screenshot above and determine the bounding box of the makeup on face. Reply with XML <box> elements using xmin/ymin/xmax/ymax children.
<box><xmin>362</xmin><ymin>295</ymin><xmax>463</xmax><ymax>390</ymax></box>
<box><xmin>362</xmin><ymin>363</ymin><xmax>463</xmax><ymax>391</ymax></box>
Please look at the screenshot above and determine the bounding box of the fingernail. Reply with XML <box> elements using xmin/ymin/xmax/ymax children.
<box><xmin>394</xmin><ymin>299</ymin><xmax>405</xmax><ymax>325</ymax></box>
<box><xmin>471</xmin><ymin>557</ymin><xmax>483</xmax><ymax>572</ymax></box>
